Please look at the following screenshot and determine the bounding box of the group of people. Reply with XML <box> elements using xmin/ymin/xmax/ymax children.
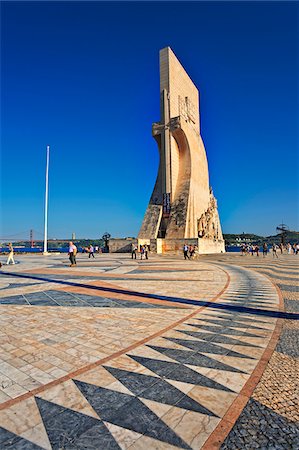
<box><xmin>83</xmin><ymin>245</ymin><xmax>95</xmax><ymax>258</ymax></box>
<box><xmin>183</xmin><ymin>244</ymin><xmax>198</xmax><ymax>260</ymax></box>
<box><xmin>69</xmin><ymin>243</ymin><xmax>99</xmax><ymax>265</ymax></box>
<box><xmin>82</xmin><ymin>245</ymin><xmax>101</xmax><ymax>255</ymax></box>
<box><xmin>131</xmin><ymin>243</ymin><xmax>149</xmax><ymax>260</ymax></box>
<box><xmin>240</xmin><ymin>242</ymin><xmax>299</xmax><ymax>258</ymax></box>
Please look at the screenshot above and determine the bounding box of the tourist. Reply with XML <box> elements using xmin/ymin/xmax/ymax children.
<box><xmin>140</xmin><ymin>245</ymin><xmax>145</xmax><ymax>260</ymax></box>
<box><xmin>189</xmin><ymin>245</ymin><xmax>195</xmax><ymax>259</ymax></box>
<box><xmin>6</xmin><ymin>242</ymin><xmax>15</xmax><ymax>265</ymax></box>
<box><xmin>88</xmin><ymin>245</ymin><xmax>95</xmax><ymax>258</ymax></box>
<box><xmin>272</xmin><ymin>244</ymin><xmax>279</xmax><ymax>259</ymax></box>
<box><xmin>241</xmin><ymin>244</ymin><xmax>246</xmax><ymax>256</ymax></box>
<box><xmin>287</xmin><ymin>243</ymin><xmax>292</xmax><ymax>254</ymax></box>
<box><xmin>144</xmin><ymin>244</ymin><xmax>149</xmax><ymax>260</ymax></box>
<box><xmin>296</xmin><ymin>243</ymin><xmax>299</xmax><ymax>255</ymax></box>
<box><xmin>131</xmin><ymin>243</ymin><xmax>137</xmax><ymax>259</ymax></box>
<box><xmin>95</xmin><ymin>246</ymin><xmax>99</xmax><ymax>253</ymax></box>
<box><xmin>183</xmin><ymin>244</ymin><xmax>189</xmax><ymax>260</ymax></box>
<box><xmin>262</xmin><ymin>243</ymin><xmax>268</xmax><ymax>257</ymax></box>
<box><xmin>68</xmin><ymin>241</ymin><xmax>77</xmax><ymax>266</ymax></box>
<box><xmin>255</xmin><ymin>245</ymin><xmax>259</xmax><ymax>257</ymax></box>
<box><xmin>250</xmin><ymin>245</ymin><xmax>254</xmax><ymax>256</ymax></box>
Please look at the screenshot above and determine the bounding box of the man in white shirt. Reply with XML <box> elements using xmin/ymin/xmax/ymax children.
<box><xmin>89</xmin><ymin>245</ymin><xmax>95</xmax><ymax>258</ymax></box>
<box><xmin>68</xmin><ymin>241</ymin><xmax>77</xmax><ymax>266</ymax></box>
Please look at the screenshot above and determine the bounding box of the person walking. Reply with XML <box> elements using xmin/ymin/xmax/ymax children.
<box><xmin>272</xmin><ymin>244</ymin><xmax>279</xmax><ymax>259</ymax></box>
<box><xmin>140</xmin><ymin>245</ymin><xmax>145</xmax><ymax>260</ymax></box>
<box><xmin>6</xmin><ymin>243</ymin><xmax>15</xmax><ymax>265</ymax></box>
<box><xmin>189</xmin><ymin>245</ymin><xmax>195</xmax><ymax>259</ymax></box>
<box><xmin>88</xmin><ymin>245</ymin><xmax>95</xmax><ymax>258</ymax></box>
<box><xmin>131</xmin><ymin>243</ymin><xmax>137</xmax><ymax>259</ymax></box>
<box><xmin>144</xmin><ymin>244</ymin><xmax>149</xmax><ymax>260</ymax></box>
<box><xmin>262</xmin><ymin>243</ymin><xmax>268</xmax><ymax>257</ymax></box>
<box><xmin>68</xmin><ymin>241</ymin><xmax>77</xmax><ymax>266</ymax></box>
<box><xmin>183</xmin><ymin>244</ymin><xmax>189</xmax><ymax>260</ymax></box>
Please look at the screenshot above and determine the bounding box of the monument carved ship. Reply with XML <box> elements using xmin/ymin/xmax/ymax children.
<box><xmin>138</xmin><ymin>47</ymin><xmax>225</xmax><ymax>254</ymax></box>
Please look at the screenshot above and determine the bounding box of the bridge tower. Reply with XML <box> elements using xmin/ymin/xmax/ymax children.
<box><xmin>30</xmin><ymin>229</ymin><xmax>34</xmax><ymax>248</ymax></box>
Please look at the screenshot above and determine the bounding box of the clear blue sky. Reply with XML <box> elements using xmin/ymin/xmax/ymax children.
<box><xmin>1</xmin><ymin>1</ymin><xmax>298</xmax><ymax>240</ymax></box>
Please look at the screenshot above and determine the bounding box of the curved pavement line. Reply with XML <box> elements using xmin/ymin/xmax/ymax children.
<box><xmin>0</xmin><ymin>264</ymin><xmax>231</xmax><ymax>412</ymax></box>
<box><xmin>201</xmin><ymin>264</ymin><xmax>284</xmax><ymax>450</ymax></box>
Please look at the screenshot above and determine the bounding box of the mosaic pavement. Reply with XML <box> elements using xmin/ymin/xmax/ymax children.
<box><xmin>0</xmin><ymin>252</ymin><xmax>298</xmax><ymax>449</ymax></box>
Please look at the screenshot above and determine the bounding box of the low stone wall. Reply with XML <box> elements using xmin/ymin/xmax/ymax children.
<box><xmin>109</xmin><ymin>239</ymin><xmax>136</xmax><ymax>253</ymax></box>
<box><xmin>197</xmin><ymin>238</ymin><xmax>225</xmax><ymax>254</ymax></box>
<box><xmin>146</xmin><ymin>238</ymin><xmax>225</xmax><ymax>254</ymax></box>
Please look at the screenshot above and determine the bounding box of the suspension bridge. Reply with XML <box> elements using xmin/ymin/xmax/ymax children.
<box><xmin>0</xmin><ymin>230</ymin><xmax>70</xmax><ymax>247</ymax></box>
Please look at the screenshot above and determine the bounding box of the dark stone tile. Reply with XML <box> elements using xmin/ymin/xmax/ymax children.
<box><xmin>181</xmin><ymin>325</ymin><xmax>261</xmax><ymax>338</ymax></box>
<box><xmin>142</xmin><ymin>380</ymin><xmax>217</xmax><ymax>416</ymax></box>
<box><xmin>104</xmin><ymin>367</ymin><xmax>158</xmax><ymax>395</ymax></box>
<box><xmin>188</xmin><ymin>319</ymin><xmax>267</xmax><ymax>330</ymax></box>
<box><xmin>0</xmin><ymin>426</ymin><xmax>43</xmax><ymax>449</ymax></box>
<box><xmin>0</xmin><ymin>296</ymin><xmax>27</xmax><ymax>305</ymax></box>
<box><xmin>74</xmin><ymin>381</ymin><xmax>133</xmax><ymax>417</ymax></box>
<box><xmin>105</xmin><ymin>366</ymin><xmax>216</xmax><ymax>415</ymax></box>
<box><xmin>277</xmin><ymin>284</ymin><xmax>299</xmax><ymax>293</ymax></box>
<box><xmin>54</xmin><ymin>300</ymin><xmax>87</xmax><ymax>307</ymax></box>
<box><xmin>35</xmin><ymin>397</ymin><xmax>120</xmax><ymax>450</ymax></box>
<box><xmin>130</xmin><ymin>355</ymin><xmax>233</xmax><ymax>392</ymax></box>
<box><xmin>88</xmin><ymin>298</ymin><xmax>119</xmax><ymax>307</ymax></box>
<box><xmin>46</xmin><ymin>291</ymin><xmax>76</xmax><ymax>299</ymax></box>
<box><xmin>25</xmin><ymin>292</ymin><xmax>52</xmax><ymax>301</ymax></box>
<box><xmin>103</xmin><ymin>395</ymin><xmax>191</xmax><ymax>449</ymax></box>
<box><xmin>165</xmin><ymin>336</ymin><xmax>255</xmax><ymax>359</ymax></box>
<box><xmin>74</xmin><ymin>380</ymin><xmax>191</xmax><ymax>448</ymax></box>
<box><xmin>27</xmin><ymin>299</ymin><xmax>57</xmax><ymax>306</ymax></box>
<box><xmin>195</xmin><ymin>314</ymin><xmax>268</xmax><ymax>325</ymax></box>
<box><xmin>167</xmin><ymin>332</ymin><xmax>260</xmax><ymax>348</ymax></box>
<box><xmin>148</xmin><ymin>345</ymin><xmax>245</xmax><ymax>373</ymax></box>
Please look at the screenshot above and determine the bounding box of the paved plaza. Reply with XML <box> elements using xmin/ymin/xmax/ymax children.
<box><xmin>0</xmin><ymin>252</ymin><xmax>298</xmax><ymax>449</ymax></box>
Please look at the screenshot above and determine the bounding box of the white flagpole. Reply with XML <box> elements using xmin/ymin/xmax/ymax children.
<box><xmin>43</xmin><ymin>145</ymin><xmax>50</xmax><ymax>254</ymax></box>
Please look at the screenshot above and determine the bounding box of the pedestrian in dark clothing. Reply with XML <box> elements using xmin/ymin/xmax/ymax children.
<box><xmin>88</xmin><ymin>245</ymin><xmax>95</xmax><ymax>258</ymax></box>
<box><xmin>183</xmin><ymin>244</ymin><xmax>189</xmax><ymax>260</ymax></box>
<box><xmin>144</xmin><ymin>245</ymin><xmax>149</xmax><ymax>260</ymax></box>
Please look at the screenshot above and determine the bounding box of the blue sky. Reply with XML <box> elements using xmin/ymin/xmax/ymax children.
<box><xmin>1</xmin><ymin>1</ymin><xmax>298</xmax><ymax>240</ymax></box>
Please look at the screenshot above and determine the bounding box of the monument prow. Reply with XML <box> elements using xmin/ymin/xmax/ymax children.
<box><xmin>138</xmin><ymin>47</ymin><xmax>225</xmax><ymax>254</ymax></box>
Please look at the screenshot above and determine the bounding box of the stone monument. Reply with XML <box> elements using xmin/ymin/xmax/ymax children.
<box><xmin>138</xmin><ymin>47</ymin><xmax>225</xmax><ymax>254</ymax></box>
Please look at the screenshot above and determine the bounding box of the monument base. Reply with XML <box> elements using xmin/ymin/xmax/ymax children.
<box><xmin>139</xmin><ymin>238</ymin><xmax>225</xmax><ymax>255</ymax></box>
<box><xmin>108</xmin><ymin>238</ymin><xmax>137</xmax><ymax>253</ymax></box>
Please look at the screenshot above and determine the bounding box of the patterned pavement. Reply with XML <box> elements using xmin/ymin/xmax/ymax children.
<box><xmin>0</xmin><ymin>252</ymin><xmax>297</xmax><ymax>449</ymax></box>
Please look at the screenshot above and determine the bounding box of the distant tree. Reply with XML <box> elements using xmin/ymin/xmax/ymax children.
<box><xmin>102</xmin><ymin>232</ymin><xmax>111</xmax><ymax>253</ymax></box>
